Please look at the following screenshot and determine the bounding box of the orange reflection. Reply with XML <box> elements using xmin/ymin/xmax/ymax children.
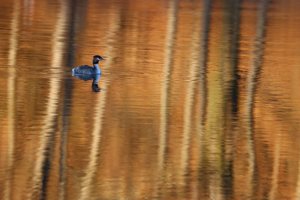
<box><xmin>0</xmin><ymin>0</ymin><xmax>299</xmax><ymax>199</ymax></box>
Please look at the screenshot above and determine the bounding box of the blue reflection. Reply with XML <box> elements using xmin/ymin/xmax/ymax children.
<box><xmin>72</xmin><ymin>73</ymin><xmax>101</xmax><ymax>92</ymax></box>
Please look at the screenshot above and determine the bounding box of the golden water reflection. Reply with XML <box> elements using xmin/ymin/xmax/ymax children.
<box><xmin>0</xmin><ymin>0</ymin><xmax>300</xmax><ymax>199</ymax></box>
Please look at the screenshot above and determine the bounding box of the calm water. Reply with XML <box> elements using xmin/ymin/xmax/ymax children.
<box><xmin>1</xmin><ymin>0</ymin><xmax>300</xmax><ymax>199</ymax></box>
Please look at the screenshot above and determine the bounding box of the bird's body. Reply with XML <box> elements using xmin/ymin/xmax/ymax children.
<box><xmin>71</xmin><ymin>55</ymin><xmax>104</xmax><ymax>92</ymax></box>
<box><xmin>72</xmin><ymin>64</ymin><xmax>101</xmax><ymax>75</ymax></box>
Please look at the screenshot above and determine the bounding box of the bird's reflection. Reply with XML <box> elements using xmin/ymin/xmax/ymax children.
<box><xmin>72</xmin><ymin>73</ymin><xmax>101</xmax><ymax>92</ymax></box>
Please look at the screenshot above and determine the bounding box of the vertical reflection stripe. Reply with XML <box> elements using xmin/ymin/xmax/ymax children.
<box><xmin>28</xmin><ymin>1</ymin><xmax>68</xmax><ymax>198</ymax></box>
<box><xmin>158</xmin><ymin>0</ymin><xmax>178</xmax><ymax>174</ymax></box>
<box><xmin>156</xmin><ymin>0</ymin><xmax>178</xmax><ymax>197</ymax></box>
<box><xmin>180</xmin><ymin>2</ymin><xmax>202</xmax><ymax>182</ymax></box>
<box><xmin>78</xmin><ymin>9</ymin><xmax>120</xmax><ymax>200</ymax></box>
<box><xmin>5</xmin><ymin>0</ymin><xmax>20</xmax><ymax>199</ymax></box>
<box><xmin>245</xmin><ymin>0</ymin><xmax>269</xmax><ymax>198</ymax></box>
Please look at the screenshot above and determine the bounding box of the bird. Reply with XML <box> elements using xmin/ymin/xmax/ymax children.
<box><xmin>72</xmin><ymin>55</ymin><xmax>104</xmax><ymax>75</ymax></box>
<box><xmin>72</xmin><ymin>55</ymin><xmax>104</xmax><ymax>92</ymax></box>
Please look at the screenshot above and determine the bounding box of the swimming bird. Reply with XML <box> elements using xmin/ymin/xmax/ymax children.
<box><xmin>72</xmin><ymin>55</ymin><xmax>104</xmax><ymax>92</ymax></box>
<box><xmin>72</xmin><ymin>55</ymin><xmax>104</xmax><ymax>75</ymax></box>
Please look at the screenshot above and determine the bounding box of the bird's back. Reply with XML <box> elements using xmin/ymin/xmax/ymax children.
<box><xmin>72</xmin><ymin>65</ymin><xmax>94</xmax><ymax>75</ymax></box>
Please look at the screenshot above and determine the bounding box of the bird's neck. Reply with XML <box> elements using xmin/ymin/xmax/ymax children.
<box><xmin>93</xmin><ymin>64</ymin><xmax>101</xmax><ymax>74</ymax></box>
<box><xmin>93</xmin><ymin>74</ymin><xmax>100</xmax><ymax>84</ymax></box>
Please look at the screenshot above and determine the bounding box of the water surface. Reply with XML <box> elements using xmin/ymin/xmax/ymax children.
<box><xmin>1</xmin><ymin>0</ymin><xmax>300</xmax><ymax>199</ymax></box>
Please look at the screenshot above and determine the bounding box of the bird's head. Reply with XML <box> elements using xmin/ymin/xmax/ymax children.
<box><xmin>93</xmin><ymin>55</ymin><xmax>105</xmax><ymax>64</ymax></box>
